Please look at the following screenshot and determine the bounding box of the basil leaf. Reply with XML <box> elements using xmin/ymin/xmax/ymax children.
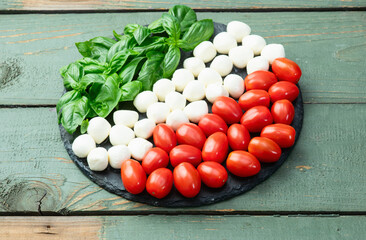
<box><xmin>76</xmin><ymin>36</ymin><xmax>116</xmax><ymax>63</ymax></box>
<box><xmin>124</xmin><ymin>24</ymin><xmax>140</xmax><ymax>35</ymax></box>
<box><xmin>161</xmin><ymin>13</ymin><xmax>180</xmax><ymax>41</ymax></box>
<box><xmin>133</xmin><ymin>37</ymin><xmax>168</xmax><ymax>56</ymax></box>
<box><xmin>168</xmin><ymin>5</ymin><xmax>197</xmax><ymax>33</ymax></box>
<box><xmin>79</xmin><ymin>74</ymin><xmax>106</xmax><ymax>90</ymax></box>
<box><xmin>120</xmin><ymin>81</ymin><xmax>142</xmax><ymax>102</ymax></box>
<box><xmin>148</xmin><ymin>18</ymin><xmax>165</xmax><ymax>34</ymax></box>
<box><xmin>56</xmin><ymin>90</ymin><xmax>82</xmax><ymax>123</ymax></box>
<box><xmin>60</xmin><ymin>65</ymin><xmax>68</xmax><ymax>78</ymax></box>
<box><xmin>63</xmin><ymin>62</ymin><xmax>84</xmax><ymax>90</ymax></box>
<box><xmin>137</xmin><ymin>51</ymin><xmax>165</xmax><ymax>91</ymax></box>
<box><xmin>77</xmin><ymin>58</ymin><xmax>106</xmax><ymax>74</ymax></box>
<box><xmin>162</xmin><ymin>45</ymin><xmax>180</xmax><ymax>78</ymax></box>
<box><xmin>106</xmin><ymin>50</ymin><xmax>131</xmax><ymax>74</ymax></box>
<box><xmin>80</xmin><ymin>119</ymin><xmax>89</xmax><ymax>134</ymax></box>
<box><xmin>179</xmin><ymin>19</ymin><xmax>214</xmax><ymax>51</ymax></box>
<box><xmin>74</xmin><ymin>41</ymin><xmax>91</xmax><ymax>58</ymax></box>
<box><xmin>106</xmin><ymin>35</ymin><xmax>137</xmax><ymax>63</ymax></box>
<box><xmin>133</xmin><ymin>26</ymin><xmax>151</xmax><ymax>45</ymax></box>
<box><xmin>119</xmin><ymin>57</ymin><xmax>145</xmax><ymax>85</ymax></box>
<box><xmin>60</xmin><ymin>96</ymin><xmax>90</xmax><ymax>134</ymax></box>
<box><xmin>113</xmin><ymin>30</ymin><xmax>123</xmax><ymax>41</ymax></box>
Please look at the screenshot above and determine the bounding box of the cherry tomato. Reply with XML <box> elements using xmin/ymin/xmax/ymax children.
<box><xmin>121</xmin><ymin>159</ymin><xmax>146</xmax><ymax>194</ymax></box>
<box><xmin>248</xmin><ymin>137</ymin><xmax>281</xmax><ymax>163</ymax></box>
<box><xmin>268</xmin><ymin>81</ymin><xmax>299</xmax><ymax>103</ymax></box>
<box><xmin>244</xmin><ymin>70</ymin><xmax>277</xmax><ymax>91</ymax></box>
<box><xmin>271</xmin><ymin>99</ymin><xmax>295</xmax><ymax>125</ymax></box>
<box><xmin>142</xmin><ymin>147</ymin><xmax>169</xmax><ymax>175</ymax></box>
<box><xmin>226</xmin><ymin>151</ymin><xmax>261</xmax><ymax>177</ymax></box>
<box><xmin>198</xmin><ymin>114</ymin><xmax>228</xmax><ymax>137</ymax></box>
<box><xmin>169</xmin><ymin>144</ymin><xmax>202</xmax><ymax>167</ymax></box>
<box><xmin>153</xmin><ymin>124</ymin><xmax>177</xmax><ymax>153</ymax></box>
<box><xmin>146</xmin><ymin>168</ymin><xmax>173</xmax><ymax>199</ymax></box>
<box><xmin>212</xmin><ymin>96</ymin><xmax>243</xmax><ymax>125</ymax></box>
<box><xmin>176</xmin><ymin>123</ymin><xmax>206</xmax><ymax>149</ymax></box>
<box><xmin>227</xmin><ymin>124</ymin><xmax>251</xmax><ymax>151</ymax></box>
<box><xmin>202</xmin><ymin>132</ymin><xmax>229</xmax><ymax>163</ymax></box>
<box><xmin>261</xmin><ymin>124</ymin><xmax>296</xmax><ymax>148</ymax></box>
<box><xmin>197</xmin><ymin>161</ymin><xmax>228</xmax><ymax>188</ymax></box>
<box><xmin>173</xmin><ymin>162</ymin><xmax>201</xmax><ymax>198</ymax></box>
<box><xmin>240</xmin><ymin>106</ymin><xmax>273</xmax><ymax>132</ymax></box>
<box><xmin>272</xmin><ymin>58</ymin><xmax>302</xmax><ymax>84</ymax></box>
<box><xmin>238</xmin><ymin>90</ymin><xmax>270</xmax><ymax>111</ymax></box>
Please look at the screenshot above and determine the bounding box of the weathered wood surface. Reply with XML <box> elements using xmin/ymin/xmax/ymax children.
<box><xmin>0</xmin><ymin>12</ymin><xmax>365</xmax><ymax>105</ymax></box>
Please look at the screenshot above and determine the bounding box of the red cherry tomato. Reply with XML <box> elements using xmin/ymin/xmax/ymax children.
<box><xmin>198</xmin><ymin>114</ymin><xmax>228</xmax><ymax>137</ymax></box>
<box><xmin>212</xmin><ymin>96</ymin><xmax>243</xmax><ymax>125</ymax></box>
<box><xmin>240</xmin><ymin>106</ymin><xmax>273</xmax><ymax>132</ymax></box>
<box><xmin>271</xmin><ymin>99</ymin><xmax>295</xmax><ymax>125</ymax></box>
<box><xmin>153</xmin><ymin>124</ymin><xmax>177</xmax><ymax>153</ymax></box>
<box><xmin>272</xmin><ymin>58</ymin><xmax>302</xmax><ymax>84</ymax></box>
<box><xmin>248</xmin><ymin>137</ymin><xmax>282</xmax><ymax>163</ymax></box>
<box><xmin>173</xmin><ymin>162</ymin><xmax>201</xmax><ymax>198</ymax></box>
<box><xmin>121</xmin><ymin>159</ymin><xmax>146</xmax><ymax>194</ymax></box>
<box><xmin>238</xmin><ymin>90</ymin><xmax>270</xmax><ymax>111</ymax></box>
<box><xmin>202</xmin><ymin>132</ymin><xmax>229</xmax><ymax>164</ymax></box>
<box><xmin>226</xmin><ymin>151</ymin><xmax>261</xmax><ymax>177</ymax></box>
<box><xmin>261</xmin><ymin>124</ymin><xmax>296</xmax><ymax>148</ymax></box>
<box><xmin>146</xmin><ymin>168</ymin><xmax>173</xmax><ymax>199</ymax></box>
<box><xmin>169</xmin><ymin>144</ymin><xmax>202</xmax><ymax>167</ymax></box>
<box><xmin>197</xmin><ymin>161</ymin><xmax>228</xmax><ymax>188</ymax></box>
<box><xmin>142</xmin><ymin>147</ymin><xmax>169</xmax><ymax>175</ymax></box>
<box><xmin>268</xmin><ymin>81</ymin><xmax>299</xmax><ymax>103</ymax></box>
<box><xmin>176</xmin><ymin>123</ymin><xmax>206</xmax><ymax>149</ymax></box>
<box><xmin>227</xmin><ymin>124</ymin><xmax>251</xmax><ymax>151</ymax></box>
<box><xmin>244</xmin><ymin>70</ymin><xmax>277</xmax><ymax>91</ymax></box>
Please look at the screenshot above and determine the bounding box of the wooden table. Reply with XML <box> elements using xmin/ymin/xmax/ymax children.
<box><xmin>1</xmin><ymin>1</ymin><xmax>366</xmax><ymax>239</ymax></box>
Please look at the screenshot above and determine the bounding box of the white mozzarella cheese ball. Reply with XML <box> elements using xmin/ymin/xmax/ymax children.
<box><xmin>87</xmin><ymin>117</ymin><xmax>111</xmax><ymax>144</ymax></box>
<box><xmin>213</xmin><ymin>32</ymin><xmax>237</xmax><ymax>54</ymax></box>
<box><xmin>197</xmin><ymin>68</ymin><xmax>223</xmax><ymax>87</ymax></box>
<box><xmin>108</xmin><ymin>145</ymin><xmax>131</xmax><ymax>169</ymax></box>
<box><xmin>183</xmin><ymin>57</ymin><xmax>205</xmax><ymax>77</ymax></box>
<box><xmin>87</xmin><ymin>147</ymin><xmax>108</xmax><ymax>171</ymax></box>
<box><xmin>210</xmin><ymin>55</ymin><xmax>233</xmax><ymax>77</ymax></box>
<box><xmin>171</xmin><ymin>68</ymin><xmax>195</xmax><ymax>92</ymax></box>
<box><xmin>72</xmin><ymin>134</ymin><xmax>96</xmax><ymax>158</ymax></box>
<box><xmin>261</xmin><ymin>43</ymin><xmax>285</xmax><ymax>64</ymax></box>
<box><xmin>109</xmin><ymin>125</ymin><xmax>135</xmax><ymax>146</ymax></box>
<box><xmin>128</xmin><ymin>138</ymin><xmax>153</xmax><ymax>161</ymax></box>
<box><xmin>228</xmin><ymin>46</ymin><xmax>254</xmax><ymax>68</ymax></box>
<box><xmin>205</xmin><ymin>83</ymin><xmax>229</xmax><ymax>103</ymax></box>
<box><xmin>134</xmin><ymin>118</ymin><xmax>156</xmax><ymax>139</ymax></box>
<box><xmin>183</xmin><ymin>100</ymin><xmax>208</xmax><ymax>123</ymax></box>
<box><xmin>165</xmin><ymin>91</ymin><xmax>186</xmax><ymax>111</ymax></box>
<box><xmin>227</xmin><ymin>21</ymin><xmax>251</xmax><ymax>42</ymax></box>
<box><xmin>242</xmin><ymin>35</ymin><xmax>266</xmax><ymax>55</ymax></box>
<box><xmin>133</xmin><ymin>91</ymin><xmax>158</xmax><ymax>113</ymax></box>
<box><xmin>183</xmin><ymin>80</ymin><xmax>206</xmax><ymax>102</ymax></box>
<box><xmin>224</xmin><ymin>74</ymin><xmax>245</xmax><ymax>99</ymax></box>
<box><xmin>193</xmin><ymin>41</ymin><xmax>217</xmax><ymax>63</ymax></box>
<box><xmin>153</xmin><ymin>78</ymin><xmax>175</xmax><ymax>101</ymax></box>
<box><xmin>146</xmin><ymin>102</ymin><xmax>171</xmax><ymax>124</ymax></box>
<box><xmin>113</xmin><ymin>110</ymin><xmax>138</xmax><ymax>128</ymax></box>
<box><xmin>246</xmin><ymin>56</ymin><xmax>270</xmax><ymax>75</ymax></box>
<box><xmin>166</xmin><ymin>110</ymin><xmax>189</xmax><ymax>131</ymax></box>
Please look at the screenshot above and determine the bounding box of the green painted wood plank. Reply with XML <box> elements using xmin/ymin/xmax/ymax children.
<box><xmin>0</xmin><ymin>12</ymin><xmax>365</xmax><ymax>105</ymax></box>
<box><xmin>0</xmin><ymin>104</ymin><xmax>365</xmax><ymax>213</ymax></box>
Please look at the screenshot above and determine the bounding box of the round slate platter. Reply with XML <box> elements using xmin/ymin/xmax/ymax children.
<box><xmin>59</xmin><ymin>22</ymin><xmax>304</xmax><ymax>207</ymax></box>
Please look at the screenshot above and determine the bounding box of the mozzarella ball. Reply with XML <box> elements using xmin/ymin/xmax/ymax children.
<box><xmin>87</xmin><ymin>147</ymin><xmax>108</xmax><ymax>171</ymax></box>
<box><xmin>171</xmin><ymin>68</ymin><xmax>195</xmax><ymax>92</ymax></box>
<box><xmin>72</xmin><ymin>134</ymin><xmax>96</xmax><ymax>158</ymax></box>
<box><xmin>210</xmin><ymin>55</ymin><xmax>233</xmax><ymax>77</ymax></box>
<box><xmin>183</xmin><ymin>100</ymin><xmax>208</xmax><ymax>123</ymax></box>
<box><xmin>166</xmin><ymin>110</ymin><xmax>189</xmax><ymax>131</ymax></box>
<box><xmin>227</xmin><ymin>21</ymin><xmax>251</xmax><ymax>42</ymax></box>
<box><xmin>229</xmin><ymin>46</ymin><xmax>254</xmax><ymax>68</ymax></box>
<box><xmin>224</xmin><ymin>74</ymin><xmax>245</xmax><ymax>99</ymax></box>
<box><xmin>108</xmin><ymin>145</ymin><xmax>131</xmax><ymax>169</ymax></box>
<box><xmin>133</xmin><ymin>91</ymin><xmax>158</xmax><ymax>113</ymax></box>
<box><xmin>242</xmin><ymin>35</ymin><xmax>266</xmax><ymax>55</ymax></box>
<box><xmin>183</xmin><ymin>80</ymin><xmax>206</xmax><ymax>102</ymax></box>
<box><xmin>128</xmin><ymin>138</ymin><xmax>153</xmax><ymax>161</ymax></box>
<box><xmin>113</xmin><ymin>110</ymin><xmax>138</xmax><ymax>128</ymax></box>
<box><xmin>246</xmin><ymin>56</ymin><xmax>270</xmax><ymax>75</ymax></box>
<box><xmin>134</xmin><ymin>118</ymin><xmax>156</xmax><ymax>139</ymax></box>
<box><xmin>213</xmin><ymin>32</ymin><xmax>237</xmax><ymax>54</ymax></box>
<box><xmin>205</xmin><ymin>83</ymin><xmax>229</xmax><ymax>103</ymax></box>
<box><xmin>193</xmin><ymin>41</ymin><xmax>217</xmax><ymax>63</ymax></box>
<box><xmin>146</xmin><ymin>102</ymin><xmax>171</xmax><ymax>124</ymax></box>
<box><xmin>197</xmin><ymin>68</ymin><xmax>223</xmax><ymax>87</ymax></box>
<box><xmin>165</xmin><ymin>91</ymin><xmax>186</xmax><ymax>111</ymax></box>
<box><xmin>153</xmin><ymin>78</ymin><xmax>175</xmax><ymax>101</ymax></box>
<box><xmin>261</xmin><ymin>43</ymin><xmax>285</xmax><ymax>64</ymax></box>
<box><xmin>183</xmin><ymin>57</ymin><xmax>205</xmax><ymax>77</ymax></box>
<box><xmin>109</xmin><ymin>125</ymin><xmax>135</xmax><ymax>146</ymax></box>
<box><xmin>87</xmin><ymin>117</ymin><xmax>111</xmax><ymax>144</ymax></box>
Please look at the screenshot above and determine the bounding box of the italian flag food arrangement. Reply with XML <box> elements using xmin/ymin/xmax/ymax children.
<box><xmin>58</xmin><ymin>5</ymin><xmax>303</xmax><ymax>207</ymax></box>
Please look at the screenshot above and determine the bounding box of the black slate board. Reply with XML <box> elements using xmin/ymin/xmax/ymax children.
<box><xmin>59</xmin><ymin>22</ymin><xmax>304</xmax><ymax>207</ymax></box>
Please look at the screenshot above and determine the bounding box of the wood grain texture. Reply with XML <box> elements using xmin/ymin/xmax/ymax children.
<box><xmin>0</xmin><ymin>12</ymin><xmax>365</xmax><ymax>105</ymax></box>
